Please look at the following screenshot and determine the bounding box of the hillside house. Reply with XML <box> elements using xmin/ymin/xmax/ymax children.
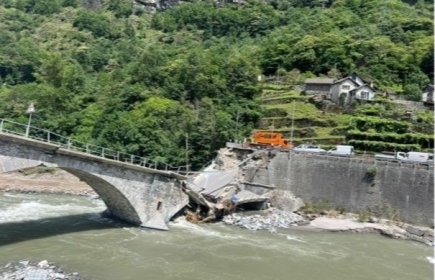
<box><xmin>304</xmin><ymin>78</ymin><xmax>335</xmax><ymax>95</ymax></box>
<box><xmin>349</xmin><ymin>84</ymin><xmax>376</xmax><ymax>101</ymax></box>
<box><xmin>422</xmin><ymin>84</ymin><xmax>434</xmax><ymax>105</ymax></box>
<box><xmin>330</xmin><ymin>72</ymin><xmax>376</xmax><ymax>105</ymax></box>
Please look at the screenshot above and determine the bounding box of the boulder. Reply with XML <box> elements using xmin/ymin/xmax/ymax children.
<box><xmin>269</xmin><ymin>189</ymin><xmax>305</xmax><ymax>212</ymax></box>
<box><xmin>405</xmin><ymin>226</ymin><xmax>425</xmax><ymax>237</ymax></box>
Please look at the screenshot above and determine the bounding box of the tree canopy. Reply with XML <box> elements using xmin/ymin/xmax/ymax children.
<box><xmin>0</xmin><ymin>0</ymin><xmax>433</xmax><ymax>168</ymax></box>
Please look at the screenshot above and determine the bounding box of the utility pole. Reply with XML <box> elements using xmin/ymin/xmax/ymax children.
<box><xmin>234</xmin><ymin>110</ymin><xmax>240</xmax><ymax>142</ymax></box>
<box><xmin>25</xmin><ymin>103</ymin><xmax>35</xmax><ymax>138</ymax></box>
<box><xmin>290</xmin><ymin>102</ymin><xmax>295</xmax><ymax>145</ymax></box>
<box><xmin>185</xmin><ymin>132</ymin><xmax>189</xmax><ymax>172</ymax></box>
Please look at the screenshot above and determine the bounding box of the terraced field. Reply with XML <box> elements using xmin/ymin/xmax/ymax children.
<box><xmin>258</xmin><ymin>84</ymin><xmax>434</xmax><ymax>153</ymax></box>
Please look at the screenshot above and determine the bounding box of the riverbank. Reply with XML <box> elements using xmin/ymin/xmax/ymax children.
<box><xmin>0</xmin><ymin>167</ymin><xmax>433</xmax><ymax>246</ymax></box>
<box><xmin>300</xmin><ymin>215</ymin><xmax>434</xmax><ymax>246</ymax></box>
<box><xmin>0</xmin><ymin>260</ymin><xmax>87</xmax><ymax>280</ymax></box>
<box><xmin>223</xmin><ymin>208</ymin><xmax>434</xmax><ymax>247</ymax></box>
<box><xmin>0</xmin><ymin>168</ymin><xmax>96</xmax><ymax>196</ymax></box>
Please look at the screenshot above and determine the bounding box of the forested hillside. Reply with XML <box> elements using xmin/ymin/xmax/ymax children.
<box><xmin>0</xmin><ymin>0</ymin><xmax>433</xmax><ymax>168</ymax></box>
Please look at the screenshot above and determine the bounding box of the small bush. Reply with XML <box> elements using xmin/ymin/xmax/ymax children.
<box><xmin>367</xmin><ymin>165</ymin><xmax>377</xmax><ymax>177</ymax></box>
<box><xmin>300</xmin><ymin>199</ymin><xmax>330</xmax><ymax>214</ymax></box>
<box><xmin>374</xmin><ymin>202</ymin><xmax>401</xmax><ymax>222</ymax></box>
<box><xmin>335</xmin><ymin>206</ymin><xmax>346</xmax><ymax>214</ymax></box>
<box><xmin>358</xmin><ymin>209</ymin><xmax>371</xmax><ymax>222</ymax></box>
<box><xmin>364</xmin><ymin>165</ymin><xmax>377</xmax><ymax>184</ymax></box>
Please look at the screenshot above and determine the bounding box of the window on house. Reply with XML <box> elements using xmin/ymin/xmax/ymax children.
<box><xmin>342</xmin><ymin>85</ymin><xmax>350</xmax><ymax>90</ymax></box>
<box><xmin>361</xmin><ymin>91</ymin><xmax>369</xmax><ymax>100</ymax></box>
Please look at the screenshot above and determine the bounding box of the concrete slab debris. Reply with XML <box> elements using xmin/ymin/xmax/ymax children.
<box><xmin>24</xmin><ymin>270</ymin><xmax>49</xmax><ymax>280</ymax></box>
<box><xmin>240</xmin><ymin>181</ymin><xmax>275</xmax><ymax>189</ymax></box>
<box><xmin>178</xmin><ymin>147</ymin><xmax>305</xmax><ymax>226</ymax></box>
<box><xmin>183</xmin><ymin>185</ymin><xmax>213</xmax><ymax>207</ymax></box>
<box><xmin>234</xmin><ymin>190</ymin><xmax>270</xmax><ymax>204</ymax></box>
<box><xmin>194</xmin><ymin>171</ymin><xmax>237</xmax><ymax>196</ymax></box>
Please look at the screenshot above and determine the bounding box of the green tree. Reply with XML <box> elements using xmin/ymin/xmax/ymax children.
<box><xmin>15</xmin><ymin>0</ymin><xmax>62</xmax><ymax>14</ymax></box>
<box><xmin>403</xmin><ymin>84</ymin><xmax>423</xmax><ymax>101</ymax></box>
<box><xmin>73</xmin><ymin>10</ymin><xmax>112</xmax><ymax>38</ymax></box>
<box><xmin>107</xmin><ymin>0</ymin><xmax>133</xmax><ymax>18</ymax></box>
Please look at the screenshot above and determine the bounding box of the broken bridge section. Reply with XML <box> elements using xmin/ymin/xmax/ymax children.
<box><xmin>182</xmin><ymin>149</ymin><xmax>278</xmax><ymax>221</ymax></box>
<box><xmin>0</xmin><ymin>133</ymin><xmax>188</xmax><ymax>230</ymax></box>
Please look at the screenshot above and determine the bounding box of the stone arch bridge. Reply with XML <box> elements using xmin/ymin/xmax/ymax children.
<box><xmin>0</xmin><ymin>132</ymin><xmax>189</xmax><ymax>230</ymax></box>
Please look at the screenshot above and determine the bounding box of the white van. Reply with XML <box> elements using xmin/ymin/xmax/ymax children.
<box><xmin>405</xmin><ymin>152</ymin><xmax>434</xmax><ymax>163</ymax></box>
<box><xmin>327</xmin><ymin>145</ymin><xmax>354</xmax><ymax>157</ymax></box>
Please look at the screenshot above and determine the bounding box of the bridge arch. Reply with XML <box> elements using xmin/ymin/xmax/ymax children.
<box><xmin>59</xmin><ymin>168</ymin><xmax>141</xmax><ymax>225</ymax></box>
<box><xmin>1</xmin><ymin>162</ymin><xmax>142</xmax><ymax>226</ymax></box>
<box><xmin>0</xmin><ymin>134</ymin><xmax>188</xmax><ymax>229</ymax></box>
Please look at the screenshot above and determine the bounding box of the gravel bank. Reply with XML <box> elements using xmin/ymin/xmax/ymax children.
<box><xmin>0</xmin><ymin>260</ymin><xmax>87</xmax><ymax>280</ymax></box>
<box><xmin>0</xmin><ymin>168</ymin><xmax>96</xmax><ymax>196</ymax></box>
<box><xmin>223</xmin><ymin>208</ymin><xmax>434</xmax><ymax>246</ymax></box>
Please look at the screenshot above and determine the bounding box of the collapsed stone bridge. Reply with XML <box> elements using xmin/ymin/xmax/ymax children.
<box><xmin>0</xmin><ymin>132</ymin><xmax>189</xmax><ymax>230</ymax></box>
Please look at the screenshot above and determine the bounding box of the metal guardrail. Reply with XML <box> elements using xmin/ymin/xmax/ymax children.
<box><xmin>0</xmin><ymin>118</ymin><xmax>190</xmax><ymax>173</ymax></box>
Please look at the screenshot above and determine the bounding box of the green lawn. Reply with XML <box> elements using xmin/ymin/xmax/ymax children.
<box><xmin>263</xmin><ymin>101</ymin><xmax>321</xmax><ymax>119</ymax></box>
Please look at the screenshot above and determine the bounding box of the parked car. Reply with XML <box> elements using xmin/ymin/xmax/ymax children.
<box><xmin>293</xmin><ymin>144</ymin><xmax>326</xmax><ymax>154</ymax></box>
<box><xmin>327</xmin><ymin>145</ymin><xmax>354</xmax><ymax>157</ymax></box>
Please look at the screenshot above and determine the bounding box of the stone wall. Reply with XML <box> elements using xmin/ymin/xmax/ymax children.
<box><xmin>245</xmin><ymin>153</ymin><xmax>434</xmax><ymax>226</ymax></box>
<box><xmin>391</xmin><ymin>100</ymin><xmax>427</xmax><ymax>112</ymax></box>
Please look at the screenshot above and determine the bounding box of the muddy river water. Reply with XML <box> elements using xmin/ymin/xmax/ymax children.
<box><xmin>0</xmin><ymin>192</ymin><xmax>433</xmax><ymax>280</ymax></box>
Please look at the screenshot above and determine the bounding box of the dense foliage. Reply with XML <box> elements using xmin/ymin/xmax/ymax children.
<box><xmin>0</xmin><ymin>0</ymin><xmax>433</xmax><ymax>168</ymax></box>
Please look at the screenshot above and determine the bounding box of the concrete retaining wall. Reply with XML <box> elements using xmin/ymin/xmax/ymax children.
<box><xmin>245</xmin><ymin>153</ymin><xmax>434</xmax><ymax>226</ymax></box>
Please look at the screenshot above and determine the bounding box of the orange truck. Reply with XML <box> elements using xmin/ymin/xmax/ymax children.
<box><xmin>247</xmin><ymin>131</ymin><xmax>293</xmax><ymax>150</ymax></box>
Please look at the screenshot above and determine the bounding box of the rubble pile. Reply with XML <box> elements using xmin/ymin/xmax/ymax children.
<box><xmin>214</xmin><ymin>148</ymin><xmax>241</xmax><ymax>173</ymax></box>
<box><xmin>182</xmin><ymin>147</ymin><xmax>300</xmax><ymax>225</ymax></box>
<box><xmin>0</xmin><ymin>260</ymin><xmax>86</xmax><ymax>280</ymax></box>
<box><xmin>223</xmin><ymin>208</ymin><xmax>308</xmax><ymax>232</ymax></box>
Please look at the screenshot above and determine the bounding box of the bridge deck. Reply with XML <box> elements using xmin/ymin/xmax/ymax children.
<box><xmin>0</xmin><ymin>132</ymin><xmax>188</xmax><ymax>180</ymax></box>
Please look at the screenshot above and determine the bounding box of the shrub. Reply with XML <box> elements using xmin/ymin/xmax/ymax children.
<box><xmin>354</xmin><ymin>104</ymin><xmax>386</xmax><ymax>116</ymax></box>
<box><xmin>372</xmin><ymin>202</ymin><xmax>401</xmax><ymax>222</ymax></box>
<box><xmin>364</xmin><ymin>165</ymin><xmax>377</xmax><ymax>185</ymax></box>
<box><xmin>403</xmin><ymin>84</ymin><xmax>422</xmax><ymax>101</ymax></box>
<box><xmin>346</xmin><ymin>130</ymin><xmax>434</xmax><ymax>148</ymax></box>
<box><xmin>300</xmin><ymin>199</ymin><xmax>330</xmax><ymax>214</ymax></box>
<box><xmin>349</xmin><ymin>117</ymin><xmax>409</xmax><ymax>133</ymax></box>
<box><xmin>339</xmin><ymin>92</ymin><xmax>346</xmax><ymax>105</ymax></box>
<box><xmin>348</xmin><ymin>140</ymin><xmax>421</xmax><ymax>152</ymax></box>
<box><xmin>358</xmin><ymin>210</ymin><xmax>371</xmax><ymax>222</ymax></box>
<box><xmin>367</xmin><ymin>165</ymin><xmax>377</xmax><ymax>176</ymax></box>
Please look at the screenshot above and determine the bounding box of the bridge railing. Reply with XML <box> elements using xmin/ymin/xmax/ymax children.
<box><xmin>0</xmin><ymin>118</ymin><xmax>188</xmax><ymax>173</ymax></box>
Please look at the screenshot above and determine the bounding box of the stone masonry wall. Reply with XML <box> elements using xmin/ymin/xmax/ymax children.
<box><xmin>0</xmin><ymin>134</ymin><xmax>188</xmax><ymax>230</ymax></box>
<box><xmin>245</xmin><ymin>153</ymin><xmax>434</xmax><ymax>226</ymax></box>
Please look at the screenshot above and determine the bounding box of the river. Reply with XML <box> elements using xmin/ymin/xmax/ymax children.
<box><xmin>0</xmin><ymin>192</ymin><xmax>433</xmax><ymax>280</ymax></box>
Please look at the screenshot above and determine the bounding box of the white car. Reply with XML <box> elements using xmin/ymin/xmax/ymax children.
<box><xmin>293</xmin><ymin>144</ymin><xmax>326</xmax><ymax>154</ymax></box>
